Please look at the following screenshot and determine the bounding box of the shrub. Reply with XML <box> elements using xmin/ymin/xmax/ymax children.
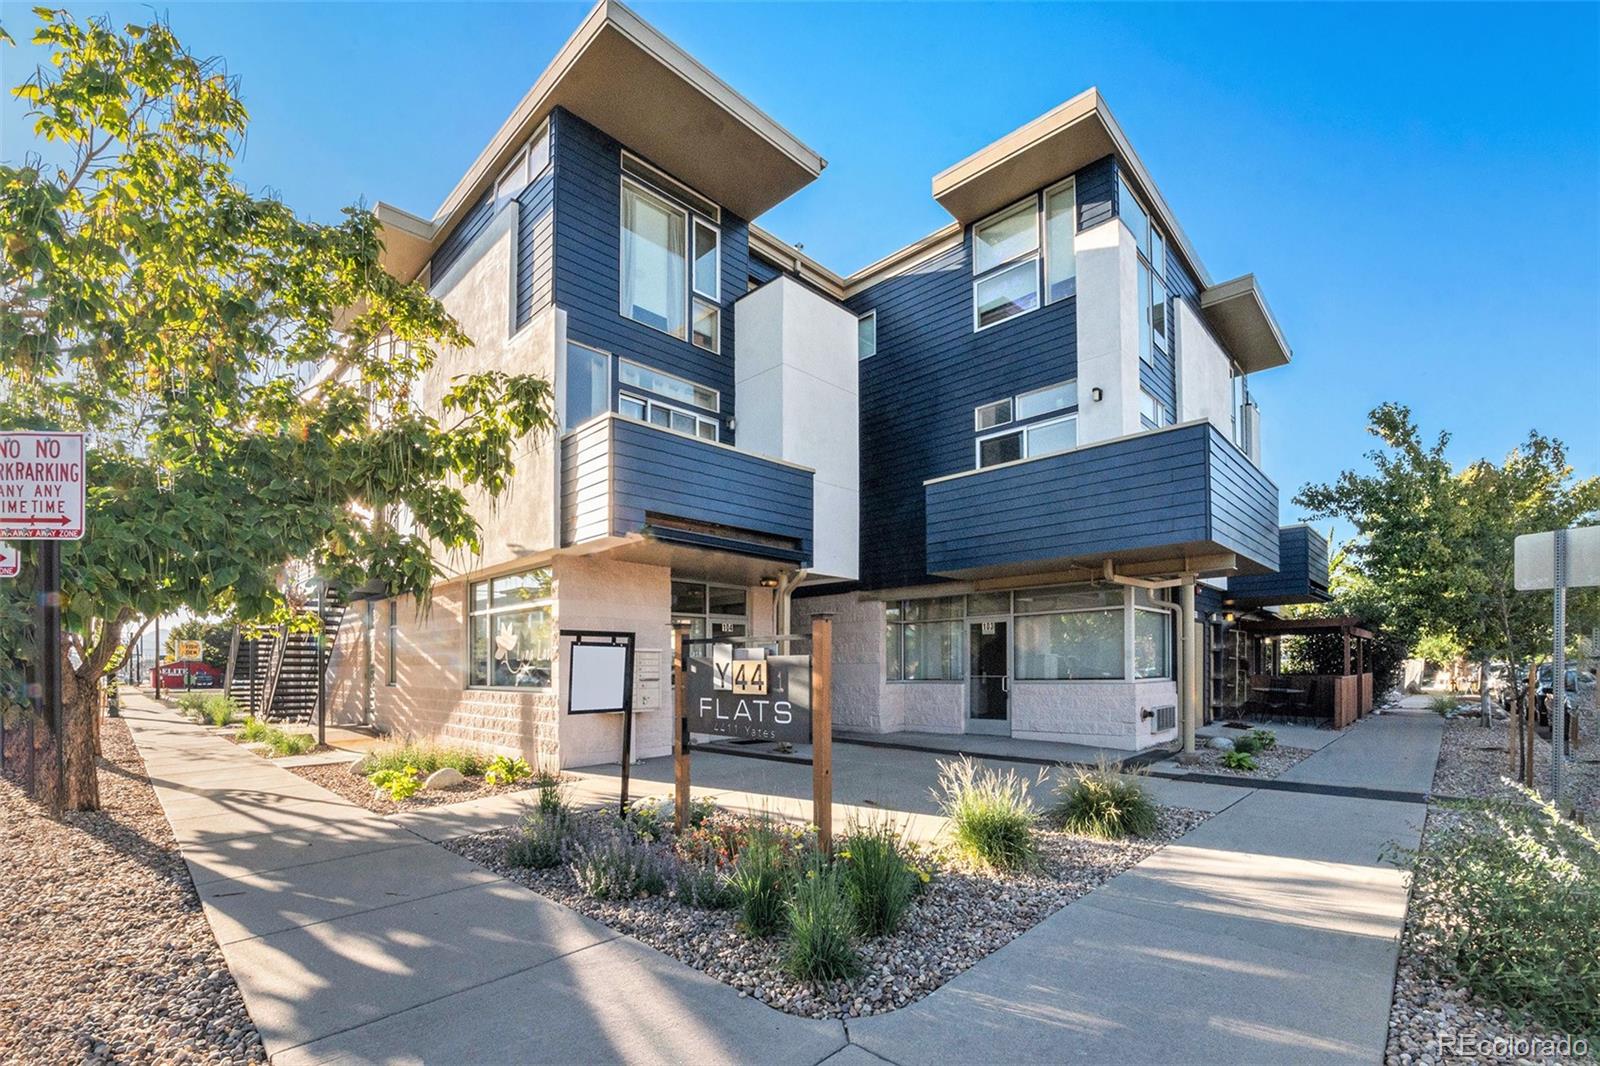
<box><xmin>237</xmin><ymin>716</ymin><xmax>271</xmax><ymax>743</ymax></box>
<box><xmin>670</xmin><ymin>859</ymin><xmax>733</xmax><ymax>909</ymax></box>
<box><xmin>570</xmin><ymin>829</ymin><xmax>669</xmax><ymax>900</ymax></box>
<box><xmin>175</xmin><ymin>692</ymin><xmax>209</xmax><ymax>718</ymax></box>
<box><xmin>202</xmin><ymin>695</ymin><xmax>241</xmax><ymax>727</ymax></box>
<box><xmin>784</xmin><ymin>860</ymin><xmax>862</xmax><ymax>982</ymax></box>
<box><xmin>1220</xmin><ymin>749</ymin><xmax>1258</xmax><ymax>771</ymax></box>
<box><xmin>933</xmin><ymin>755</ymin><xmax>1038</xmax><ymax>870</ymax></box>
<box><xmin>364</xmin><ymin>744</ymin><xmax>487</xmax><ymax>779</ymax></box>
<box><xmin>483</xmin><ymin>754</ymin><xmax>532</xmax><ymax>787</ymax></box>
<box><xmin>839</xmin><ymin>819</ymin><xmax>917</xmax><ymax>937</ymax></box>
<box><xmin>1246</xmin><ymin>728</ymin><xmax>1277</xmax><ymax>751</ymax></box>
<box><xmin>267</xmin><ymin>729</ymin><xmax>316</xmax><ymax>757</ymax></box>
<box><xmin>1391</xmin><ymin>797</ymin><xmax>1600</xmax><ymax>1036</ymax></box>
<box><xmin>534</xmin><ymin>770</ymin><xmax>566</xmax><ymax>816</ymax></box>
<box><xmin>505</xmin><ymin>809</ymin><xmax>573</xmax><ymax>869</ymax></box>
<box><xmin>625</xmin><ymin>797</ymin><xmax>669</xmax><ymax>842</ymax></box>
<box><xmin>1054</xmin><ymin>758</ymin><xmax>1159</xmax><ymax>840</ymax></box>
<box><xmin>1429</xmin><ymin>694</ymin><xmax>1462</xmax><ymax>716</ymax></box>
<box><xmin>371</xmin><ymin>765</ymin><xmax>422</xmax><ymax>801</ymax></box>
<box><xmin>728</xmin><ymin>821</ymin><xmax>798</xmax><ymax>935</ymax></box>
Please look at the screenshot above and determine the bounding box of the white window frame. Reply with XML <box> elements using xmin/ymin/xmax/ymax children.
<box><xmin>971</xmin><ymin>197</ymin><xmax>1042</xmax><ymax>333</ymax></box>
<box><xmin>618</xmin><ymin>163</ymin><xmax>723</xmax><ymax>352</ymax></box>
<box><xmin>617</xmin><ymin>358</ymin><xmax>719</xmax><ymax>412</ymax></box>
<box><xmin>1015</xmin><ymin>380</ymin><xmax>1077</xmax><ymax>421</ymax></box>
<box><xmin>857</xmin><ymin>310</ymin><xmax>877</xmax><ymax>359</ymax></box>
<box><xmin>467</xmin><ymin>568</ymin><xmax>555</xmax><ymax>691</ymax></box>
<box><xmin>623</xmin><ymin>151</ymin><xmax>720</xmax><ymax>222</ymax></box>
<box><xmin>618</xmin><ymin>392</ymin><xmax>719</xmax><ymax>443</ymax></box>
<box><xmin>974</xmin><ymin>413</ymin><xmax>1077</xmax><ymax>468</ymax></box>
<box><xmin>1042</xmin><ymin>176</ymin><xmax>1077</xmax><ymax>305</ymax></box>
<box><xmin>1139</xmin><ymin>388</ymin><xmax>1169</xmax><ymax>430</ymax></box>
<box><xmin>493</xmin><ymin>119</ymin><xmax>550</xmax><ymax>212</ymax></box>
<box><xmin>974</xmin><ymin>397</ymin><xmax>1013</xmax><ymax>431</ymax></box>
<box><xmin>563</xmin><ymin>341</ymin><xmax>612</xmax><ymax>432</ymax></box>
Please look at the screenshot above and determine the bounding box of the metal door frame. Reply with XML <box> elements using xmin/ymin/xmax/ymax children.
<box><xmin>966</xmin><ymin>616</ymin><xmax>1012</xmax><ymax>736</ymax></box>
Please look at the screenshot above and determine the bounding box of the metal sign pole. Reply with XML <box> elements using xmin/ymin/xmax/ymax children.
<box><xmin>316</xmin><ymin>584</ymin><xmax>327</xmax><ymax>750</ymax></box>
<box><xmin>1552</xmin><ymin>528</ymin><xmax>1567</xmax><ymax>806</ymax></box>
<box><xmin>39</xmin><ymin>540</ymin><xmax>63</xmax><ymax>812</ymax></box>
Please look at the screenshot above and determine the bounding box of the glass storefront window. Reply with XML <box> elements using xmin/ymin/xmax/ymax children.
<box><xmin>468</xmin><ymin>568</ymin><xmax>554</xmax><ymax>689</ymax></box>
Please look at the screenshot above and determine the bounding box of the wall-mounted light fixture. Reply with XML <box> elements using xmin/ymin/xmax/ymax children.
<box><xmin>1091</xmin><ymin>387</ymin><xmax>1104</xmax><ymax>402</ymax></box>
<box><xmin>759</xmin><ymin>576</ymin><xmax>781</xmax><ymax>589</ymax></box>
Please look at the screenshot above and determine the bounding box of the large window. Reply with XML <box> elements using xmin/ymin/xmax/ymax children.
<box><xmin>1121</xmin><ymin>174</ymin><xmax>1170</xmax><ymax>366</ymax></box>
<box><xmin>976</xmin><ymin>414</ymin><xmax>1076</xmax><ymax>468</ymax></box>
<box><xmin>468</xmin><ymin>569</ymin><xmax>554</xmax><ymax>689</ymax></box>
<box><xmin>619</xmin><ymin>159</ymin><xmax>721</xmax><ymax>352</ymax></box>
<box><xmin>564</xmin><ymin>342</ymin><xmax>610</xmax><ymax>431</ymax></box>
<box><xmin>1015</xmin><ymin>586</ymin><xmax>1125</xmax><ymax>680</ymax></box>
<box><xmin>617</xmin><ymin>359</ymin><xmax>720</xmax><ymax>442</ymax></box>
<box><xmin>885</xmin><ymin>597</ymin><xmax>963</xmax><ymax>681</ymax></box>
<box><xmin>672</xmin><ymin>580</ymin><xmax>747</xmax><ymax>641</ymax></box>
<box><xmin>971</xmin><ymin>180</ymin><xmax>1077</xmax><ymax>332</ymax></box>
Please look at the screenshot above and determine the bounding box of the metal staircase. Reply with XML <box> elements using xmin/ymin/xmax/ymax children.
<box><xmin>224</xmin><ymin>587</ymin><xmax>347</xmax><ymax>722</ymax></box>
<box><xmin>222</xmin><ymin>629</ymin><xmax>275</xmax><ymax>716</ymax></box>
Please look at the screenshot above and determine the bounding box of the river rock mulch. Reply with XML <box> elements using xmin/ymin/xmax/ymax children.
<box><xmin>1189</xmin><ymin>743</ymin><xmax>1315</xmax><ymax>779</ymax></box>
<box><xmin>445</xmin><ymin>805</ymin><xmax>1208</xmax><ymax>1020</ymax></box>
<box><xmin>0</xmin><ymin>718</ymin><xmax>265</xmax><ymax>1066</ymax></box>
<box><xmin>1431</xmin><ymin>713</ymin><xmax>1599</xmax><ymax>817</ymax></box>
<box><xmin>287</xmin><ymin>761</ymin><xmax>539</xmax><ymax>815</ymax></box>
<box><xmin>1385</xmin><ymin>808</ymin><xmax>1595</xmax><ymax>1066</ymax></box>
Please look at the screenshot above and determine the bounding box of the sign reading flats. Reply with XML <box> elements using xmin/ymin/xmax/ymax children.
<box><xmin>685</xmin><ymin>643</ymin><xmax>812</xmax><ymax>744</ymax></box>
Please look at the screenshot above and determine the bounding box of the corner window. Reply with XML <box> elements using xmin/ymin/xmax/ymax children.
<box><xmin>493</xmin><ymin>120</ymin><xmax>550</xmax><ymax>211</ymax></box>
<box><xmin>468</xmin><ymin>569</ymin><xmax>554</xmax><ymax>689</ymax></box>
<box><xmin>857</xmin><ymin>311</ymin><xmax>877</xmax><ymax>359</ymax></box>
<box><xmin>672</xmin><ymin>580</ymin><xmax>747</xmax><ymax>641</ymax></box>
<box><xmin>1139</xmin><ymin>389</ymin><xmax>1170</xmax><ymax>431</ymax></box>
<box><xmin>1122</xmin><ymin>174</ymin><xmax>1170</xmax><ymax>364</ymax></box>
<box><xmin>886</xmin><ymin>597</ymin><xmax>963</xmax><ymax>681</ymax></box>
<box><xmin>563</xmin><ymin>342</ymin><xmax>611</xmax><ymax>431</ymax></box>
<box><xmin>1134</xmin><ymin>603</ymin><xmax>1172</xmax><ymax>679</ymax></box>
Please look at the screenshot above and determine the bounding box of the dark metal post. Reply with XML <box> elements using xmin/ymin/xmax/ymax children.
<box><xmin>39</xmin><ymin>540</ymin><xmax>63</xmax><ymax>811</ymax></box>
<box><xmin>154</xmin><ymin>616</ymin><xmax>162</xmax><ymax>698</ymax></box>
<box><xmin>316</xmin><ymin>583</ymin><xmax>327</xmax><ymax>749</ymax></box>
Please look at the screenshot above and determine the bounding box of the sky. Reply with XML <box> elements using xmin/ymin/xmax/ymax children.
<box><xmin>3</xmin><ymin>1</ymin><xmax>1598</xmax><ymax>549</ymax></box>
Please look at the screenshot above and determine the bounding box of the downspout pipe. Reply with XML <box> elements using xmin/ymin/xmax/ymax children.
<box><xmin>775</xmin><ymin>569</ymin><xmax>809</xmax><ymax>638</ymax></box>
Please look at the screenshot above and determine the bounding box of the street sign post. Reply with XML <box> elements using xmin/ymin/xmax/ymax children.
<box><xmin>0</xmin><ymin>542</ymin><xmax>17</xmax><ymax>579</ymax></box>
<box><xmin>1514</xmin><ymin>525</ymin><xmax>1600</xmax><ymax>807</ymax></box>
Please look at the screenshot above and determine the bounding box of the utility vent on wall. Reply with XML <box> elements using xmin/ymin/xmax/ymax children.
<box><xmin>1152</xmin><ymin>705</ymin><xmax>1177</xmax><ymax>732</ymax></box>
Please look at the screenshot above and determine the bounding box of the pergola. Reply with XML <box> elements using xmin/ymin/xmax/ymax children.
<box><xmin>1237</xmin><ymin>615</ymin><xmax>1376</xmax><ymax>727</ymax></box>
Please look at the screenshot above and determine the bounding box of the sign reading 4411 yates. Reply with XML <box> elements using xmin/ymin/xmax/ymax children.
<box><xmin>685</xmin><ymin>643</ymin><xmax>811</xmax><ymax>744</ymax></box>
<box><xmin>0</xmin><ymin>431</ymin><xmax>86</xmax><ymax>541</ymax></box>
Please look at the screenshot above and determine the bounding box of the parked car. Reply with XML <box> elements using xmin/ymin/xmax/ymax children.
<box><xmin>1534</xmin><ymin>663</ymin><xmax>1594</xmax><ymax>725</ymax></box>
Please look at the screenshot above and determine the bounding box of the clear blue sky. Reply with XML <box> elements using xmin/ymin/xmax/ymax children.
<box><xmin>4</xmin><ymin>2</ymin><xmax>1597</xmax><ymax>545</ymax></box>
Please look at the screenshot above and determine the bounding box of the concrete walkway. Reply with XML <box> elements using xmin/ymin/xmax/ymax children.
<box><xmin>120</xmin><ymin>694</ymin><xmax>846</xmax><ymax>1065</ymax></box>
<box><xmin>125</xmin><ymin>691</ymin><xmax>1444</xmax><ymax>1066</ymax></box>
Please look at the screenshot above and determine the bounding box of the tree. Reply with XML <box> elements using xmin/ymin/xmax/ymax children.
<box><xmin>1296</xmin><ymin>404</ymin><xmax>1600</xmax><ymax>685</ymax></box>
<box><xmin>0</xmin><ymin>13</ymin><xmax>554</xmax><ymax>810</ymax></box>
<box><xmin>164</xmin><ymin>619</ymin><xmax>230</xmax><ymax>669</ymax></box>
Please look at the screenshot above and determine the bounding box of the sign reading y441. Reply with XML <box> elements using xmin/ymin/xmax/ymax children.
<box><xmin>0</xmin><ymin>432</ymin><xmax>87</xmax><ymax>541</ymax></box>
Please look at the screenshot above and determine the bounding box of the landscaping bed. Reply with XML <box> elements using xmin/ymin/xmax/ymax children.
<box><xmin>288</xmin><ymin>760</ymin><xmax>538</xmax><ymax>815</ymax></box>
<box><xmin>0</xmin><ymin>717</ymin><xmax>265</xmax><ymax>1065</ymax></box>
<box><xmin>1385</xmin><ymin>804</ymin><xmax>1597</xmax><ymax>1066</ymax></box>
<box><xmin>1189</xmin><ymin>742</ymin><xmax>1314</xmax><ymax>779</ymax></box>
<box><xmin>1431</xmin><ymin>713</ymin><xmax>1599</xmax><ymax>817</ymax></box>
<box><xmin>443</xmin><ymin>758</ymin><xmax>1207</xmax><ymax>1020</ymax></box>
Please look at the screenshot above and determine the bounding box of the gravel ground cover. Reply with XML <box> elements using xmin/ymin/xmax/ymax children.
<box><xmin>288</xmin><ymin>761</ymin><xmax>539</xmax><ymax>814</ymax></box>
<box><xmin>444</xmin><ymin>805</ymin><xmax>1208</xmax><ymax>1020</ymax></box>
<box><xmin>1431</xmin><ymin>714</ymin><xmax>1599</xmax><ymax>816</ymax></box>
<box><xmin>1385</xmin><ymin>808</ymin><xmax>1596</xmax><ymax>1066</ymax></box>
<box><xmin>1189</xmin><ymin>743</ymin><xmax>1315</xmax><ymax>779</ymax></box>
<box><xmin>0</xmin><ymin>718</ymin><xmax>265</xmax><ymax>1065</ymax></box>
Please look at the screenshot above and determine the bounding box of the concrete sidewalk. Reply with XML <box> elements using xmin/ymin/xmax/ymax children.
<box><xmin>121</xmin><ymin>694</ymin><xmax>846</xmax><ymax>1066</ymax></box>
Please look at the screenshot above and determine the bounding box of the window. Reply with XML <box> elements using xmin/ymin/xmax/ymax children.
<box><xmin>857</xmin><ymin>311</ymin><xmax>877</xmax><ymax>359</ymax></box>
<box><xmin>386</xmin><ymin>600</ymin><xmax>398</xmax><ymax>686</ymax></box>
<box><xmin>1016</xmin><ymin>380</ymin><xmax>1077</xmax><ymax>421</ymax></box>
<box><xmin>1140</xmin><ymin>389</ymin><xmax>1170</xmax><ymax>431</ymax></box>
<box><xmin>618</xmin><ymin>393</ymin><xmax>718</xmax><ymax>442</ymax></box>
<box><xmin>1043</xmin><ymin>178</ymin><xmax>1076</xmax><ymax>302</ymax></box>
<box><xmin>1231</xmin><ymin>367</ymin><xmax>1252</xmax><ymax>456</ymax></box>
<box><xmin>1015</xmin><ymin>584</ymin><xmax>1126</xmax><ymax>680</ymax></box>
<box><xmin>493</xmin><ymin>121</ymin><xmax>550</xmax><ymax>211</ymax></box>
<box><xmin>1118</xmin><ymin>174</ymin><xmax>1149</xmax><ymax>252</ymax></box>
<box><xmin>885</xmin><ymin>597</ymin><xmax>963</xmax><ymax>681</ymax></box>
<box><xmin>976</xmin><ymin>414</ymin><xmax>1077</xmax><ymax>468</ymax></box>
<box><xmin>1122</xmin><ymin>174</ymin><xmax>1170</xmax><ymax>364</ymax></box>
<box><xmin>692</xmin><ymin>220</ymin><xmax>719</xmax><ymax>299</ymax></box>
<box><xmin>672</xmin><ymin>580</ymin><xmax>747</xmax><ymax>641</ymax></box>
<box><xmin>620</xmin><ymin>180</ymin><xmax>688</xmax><ymax>340</ymax></box>
<box><xmin>618</xmin><ymin>359</ymin><xmax>718</xmax><ymax>411</ymax></box>
<box><xmin>468</xmin><ymin>569</ymin><xmax>554</xmax><ymax>689</ymax></box>
<box><xmin>975</xmin><ymin>398</ymin><xmax>1012</xmax><ymax>431</ymax></box>
<box><xmin>623</xmin><ymin>152</ymin><xmax>720</xmax><ymax>222</ymax></box>
<box><xmin>1134</xmin><ymin>595</ymin><xmax>1172</xmax><ymax>680</ymax></box>
<box><xmin>564</xmin><ymin>343</ymin><xmax>610</xmax><ymax>430</ymax></box>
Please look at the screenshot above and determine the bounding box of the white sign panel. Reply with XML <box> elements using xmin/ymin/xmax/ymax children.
<box><xmin>0</xmin><ymin>542</ymin><xmax>17</xmax><ymax>579</ymax></box>
<box><xmin>1514</xmin><ymin>526</ymin><xmax>1600</xmax><ymax>591</ymax></box>
<box><xmin>0</xmin><ymin>432</ymin><xmax>86</xmax><ymax>541</ymax></box>
<box><xmin>569</xmin><ymin>642</ymin><xmax>630</xmax><ymax>713</ymax></box>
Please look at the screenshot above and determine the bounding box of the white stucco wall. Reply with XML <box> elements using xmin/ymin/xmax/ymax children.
<box><xmin>734</xmin><ymin>277</ymin><xmax>860</xmax><ymax>582</ymax></box>
<box><xmin>1175</xmin><ymin>298</ymin><xmax>1235</xmax><ymax>439</ymax></box>
<box><xmin>1073</xmin><ymin>218</ymin><xmax>1142</xmax><ymax>445</ymax></box>
<box><xmin>1012</xmin><ymin>678</ymin><xmax>1179</xmax><ymax>750</ymax></box>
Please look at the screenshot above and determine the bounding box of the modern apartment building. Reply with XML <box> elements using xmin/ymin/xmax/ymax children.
<box><xmin>325</xmin><ymin>0</ymin><xmax>1328</xmax><ymax>765</ymax></box>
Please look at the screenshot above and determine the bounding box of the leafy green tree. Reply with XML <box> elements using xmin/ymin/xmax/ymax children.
<box><xmin>163</xmin><ymin>619</ymin><xmax>231</xmax><ymax>669</ymax></box>
<box><xmin>1296</xmin><ymin>404</ymin><xmax>1600</xmax><ymax>689</ymax></box>
<box><xmin>0</xmin><ymin>12</ymin><xmax>554</xmax><ymax>810</ymax></box>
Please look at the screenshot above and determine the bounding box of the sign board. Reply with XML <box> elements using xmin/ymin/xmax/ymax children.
<box><xmin>568</xmin><ymin>640</ymin><xmax>634</xmax><ymax>714</ymax></box>
<box><xmin>177</xmin><ymin>640</ymin><xmax>204</xmax><ymax>661</ymax></box>
<box><xmin>685</xmin><ymin>642</ymin><xmax>811</xmax><ymax>743</ymax></box>
<box><xmin>0</xmin><ymin>542</ymin><xmax>16</xmax><ymax>579</ymax></box>
<box><xmin>151</xmin><ymin>661</ymin><xmax>222</xmax><ymax>688</ymax></box>
<box><xmin>0</xmin><ymin>431</ymin><xmax>86</xmax><ymax>540</ymax></box>
<box><xmin>1514</xmin><ymin>526</ymin><xmax>1600</xmax><ymax>591</ymax></box>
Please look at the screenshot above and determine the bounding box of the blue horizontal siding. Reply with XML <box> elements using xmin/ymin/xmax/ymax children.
<box><xmin>1228</xmin><ymin>526</ymin><xmax>1330</xmax><ymax>605</ymax></box>
<box><xmin>561</xmin><ymin>418</ymin><xmax>813</xmax><ymax>564</ymax></box>
<box><xmin>1076</xmin><ymin>155</ymin><xmax>1116</xmax><ymax>231</ymax></box>
<box><xmin>515</xmin><ymin>166</ymin><xmax>556</xmax><ymax>328</ymax></box>
<box><xmin>925</xmin><ymin>423</ymin><xmax>1279</xmax><ymax>576</ymax></box>
<box><xmin>430</xmin><ymin>189</ymin><xmax>493</xmax><ymax>281</ymax></box>
<box><xmin>551</xmin><ymin>108</ymin><xmax>748</xmax><ymax>434</ymax></box>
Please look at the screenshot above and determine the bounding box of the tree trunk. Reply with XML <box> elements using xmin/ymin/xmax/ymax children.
<box><xmin>61</xmin><ymin>666</ymin><xmax>101</xmax><ymax>811</ymax></box>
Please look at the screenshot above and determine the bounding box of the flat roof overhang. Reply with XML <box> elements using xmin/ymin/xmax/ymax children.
<box><xmin>1200</xmin><ymin>274</ymin><xmax>1293</xmax><ymax>374</ymax></box>
<box><xmin>930</xmin><ymin>88</ymin><xmax>1210</xmax><ymax>290</ymax></box>
<box><xmin>381</xmin><ymin>0</ymin><xmax>823</xmax><ymax>288</ymax></box>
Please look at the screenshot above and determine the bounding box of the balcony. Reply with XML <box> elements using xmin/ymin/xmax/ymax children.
<box><xmin>924</xmin><ymin>421</ymin><xmax>1279</xmax><ymax>580</ymax></box>
<box><xmin>1226</xmin><ymin>525</ymin><xmax>1331</xmax><ymax>608</ymax></box>
<box><xmin>560</xmin><ymin>414</ymin><xmax>814</xmax><ymax>567</ymax></box>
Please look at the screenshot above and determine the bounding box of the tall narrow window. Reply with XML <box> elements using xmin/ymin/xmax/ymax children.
<box><xmin>1044</xmin><ymin>178</ymin><xmax>1077</xmax><ymax>302</ymax></box>
<box><xmin>857</xmin><ymin>311</ymin><xmax>877</xmax><ymax>359</ymax></box>
<box><xmin>885</xmin><ymin>598</ymin><xmax>963</xmax><ymax>681</ymax></box>
<box><xmin>563</xmin><ymin>343</ymin><xmax>610</xmax><ymax>431</ymax></box>
<box><xmin>620</xmin><ymin>181</ymin><xmax>688</xmax><ymax>339</ymax></box>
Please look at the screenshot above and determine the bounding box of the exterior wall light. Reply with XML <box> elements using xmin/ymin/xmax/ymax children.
<box><xmin>1091</xmin><ymin>387</ymin><xmax>1104</xmax><ymax>402</ymax></box>
<box><xmin>759</xmin><ymin>576</ymin><xmax>781</xmax><ymax>588</ymax></box>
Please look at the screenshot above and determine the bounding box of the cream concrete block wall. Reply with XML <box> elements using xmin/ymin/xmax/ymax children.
<box><xmin>1073</xmin><ymin>219</ymin><xmax>1142</xmax><ymax>445</ymax></box>
<box><xmin>1012</xmin><ymin>678</ymin><xmax>1178</xmax><ymax>750</ymax></box>
<box><xmin>424</xmin><ymin>208</ymin><xmax>561</xmax><ymax>575</ymax></box>
<box><xmin>1175</xmin><ymin>298</ymin><xmax>1236</xmax><ymax>439</ymax></box>
<box><xmin>553</xmin><ymin>555</ymin><xmax>673</xmax><ymax>768</ymax></box>
<box><xmin>326</xmin><ymin>605</ymin><xmax>370</xmax><ymax>726</ymax></box>
<box><xmin>734</xmin><ymin>277</ymin><xmax>860</xmax><ymax>582</ymax></box>
<box><xmin>792</xmin><ymin>591</ymin><xmax>897</xmax><ymax>732</ymax></box>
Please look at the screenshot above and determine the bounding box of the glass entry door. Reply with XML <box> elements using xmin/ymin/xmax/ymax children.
<box><xmin>967</xmin><ymin>619</ymin><xmax>1010</xmax><ymax>734</ymax></box>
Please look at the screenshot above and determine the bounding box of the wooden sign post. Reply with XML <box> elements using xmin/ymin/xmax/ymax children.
<box><xmin>811</xmin><ymin>614</ymin><xmax>834</xmax><ymax>859</ymax></box>
<box><xmin>673</xmin><ymin>626</ymin><xmax>691</xmax><ymax>833</ymax></box>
